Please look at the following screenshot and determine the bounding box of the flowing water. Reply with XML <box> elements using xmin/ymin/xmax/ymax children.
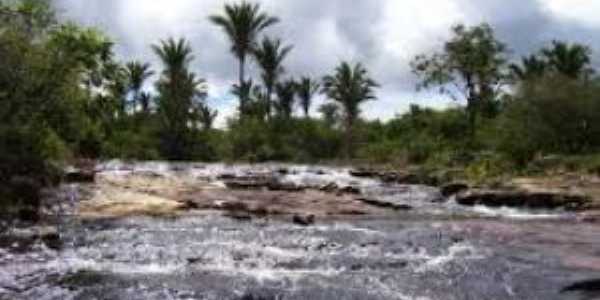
<box><xmin>1</xmin><ymin>162</ymin><xmax>600</xmax><ymax>300</ymax></box>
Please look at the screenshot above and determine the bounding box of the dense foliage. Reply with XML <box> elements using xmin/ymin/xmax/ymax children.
<box><xmin>2</xmin><ymin>1</ymin><xmax>600</xmax><ymax>217</ymax></box>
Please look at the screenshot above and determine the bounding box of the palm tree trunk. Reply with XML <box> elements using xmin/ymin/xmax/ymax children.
<box><xmin>239</xmin><ymin>55</ymin><xmax>246</xmax><ymax>115</ymax></box>
<box><xmin>345</xmin><ymin>116</ymin><xmax>354</xmax><ymax>160</ymax></box>
<box><xmin>266</xmin><ymin>85</ymin><xmax>273</xmax><ymax>121</ymax></box>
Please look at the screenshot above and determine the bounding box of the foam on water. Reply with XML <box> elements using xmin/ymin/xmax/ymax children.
<box><xmin>471</xmin><ymin>205</ymin><xmax>568</xmax><ymax>220</ymax></box>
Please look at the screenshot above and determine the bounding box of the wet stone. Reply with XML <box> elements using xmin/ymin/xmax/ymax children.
<box><xmin>292</xmin><ymin>214</ymin><xmax>315</xmax><ymax>226</ymax></box>
<box><xmin>440</xmin><ymin>182</ymin><xmax>470</xmax><ymax>198</ymax></box>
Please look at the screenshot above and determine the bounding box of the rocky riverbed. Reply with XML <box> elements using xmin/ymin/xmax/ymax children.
<box><xmin>2</xmin><ymin>161</ymin><xmax>600</xmax><ymax>299</ymax></box>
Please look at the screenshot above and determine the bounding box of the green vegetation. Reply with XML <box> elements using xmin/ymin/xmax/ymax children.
<box><xmin>2</xmin><ymin>0</ymin><xmax>600</xmax><ymax>218</ymax></box>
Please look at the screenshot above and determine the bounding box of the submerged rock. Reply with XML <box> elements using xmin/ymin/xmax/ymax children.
<box><xmin>293</xmin><ymin>214</ymin><xmax>315</xmax><ymax>226</ymax></box>
<box><xmin>456</xmin><ymin>189</ymin><xmax>591</xmax><ymax>210</ymax></box>
<box><xmin>5</xmin><ymin>226</ymin><xmax>61</xmax><ymax>250</ymax></box>
<box><xmin>561</xmin><ymin>278</ymin><xmax>600</xmax><ymax>293</ymax></box>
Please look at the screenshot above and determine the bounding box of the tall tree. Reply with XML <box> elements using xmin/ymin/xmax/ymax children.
<box><xmin>253</xmin><ymin>37</ymin><xmax>292</xmax><ymax>119</ymax></box>
<box><xmin>274</xmin><ymin>79</ymin><xmax>296</xmax><ymax>119</ymax></box>
<box><xmin>411</xmin><ymin>23</ymin><xmax>508</xmax><ymax>136</ymax></box>
<box><xmin>297</xmin><ymin>77</ymin><xmax>320</xmax><ymax>118</ymax></box>
<box><xmin>210</xmin><ymin>2</ymin><xmax>279</xmax><ymax>114</ymax></box>
<box><xmin>510</xmin><ymin>54</ymin><xmax>547</xmax><ymax>81</ymax></box>
<box><xmin>125</xmin><ymin>61</ymin><xmax>154</xmax><ymax>113</ymax></box>
<box><xmin>198</xmin><ymin>104</ymin><xmax>218</xmax><ymax>131</ymax></box>
<box><xmin>541</xmin><ymin>40</ymin><xmax>593</xmax><ymax>80</ymax></box>
<box><xmin>152</xmin><ymin>38</ymin><xmax>207</xmax><ymax>159</ymax></box>
<box><xmin>322</xmin><ymin>62</ymin><xmax>378</xmax><ymax>158</ymax></box>
<box><xmin>139</xmin><ymin>92</ymin><xmax>152</xmax><ymax>114</ymax></box>
<box><xmin>318</xmin><ymin>103</ymin><xmax>340</xmax><ymax>128</ymax></box>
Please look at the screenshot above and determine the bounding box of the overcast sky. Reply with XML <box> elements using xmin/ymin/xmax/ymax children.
<box><xmin>53</xmin><ymin>0</ymin><xmax>600</xmax><ymax>125</ymax></box>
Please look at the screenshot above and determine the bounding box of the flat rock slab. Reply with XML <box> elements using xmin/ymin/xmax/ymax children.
<box><xmin>180</xmin><ymin>189</ymin><xmax>390</xmax><ymax>217</ymax></box>
<box><xmin>356</xmin><ymin>197</ymin><xmax>413</xmax><ymax>211</ymax></box>
<box><xmin>78</xmin><ymin>187</ymin><xmax>186</xmax><ymax>218</ymax></box>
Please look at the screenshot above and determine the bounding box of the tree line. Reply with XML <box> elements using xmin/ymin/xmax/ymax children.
<box><xmin>2</xmin><ymin>0</ymin><xmax>600</xmax><ymax>215</ymax></box>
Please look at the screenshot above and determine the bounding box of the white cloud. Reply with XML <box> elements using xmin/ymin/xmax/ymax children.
<box><xmin>543</xmin><ymin>0</ymin><xmax>600</xmax><ymax>27</ymax></box>
<box><xmin>54</xmin><ymin>0</ymin><xmax>600</xmax><ymax>127</ymax></box>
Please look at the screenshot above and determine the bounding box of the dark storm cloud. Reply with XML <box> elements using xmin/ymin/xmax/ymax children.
<box><xmin>52</xmin><ymin>0</ymin><xmax>600</xmax><ymax>122</ymax></box>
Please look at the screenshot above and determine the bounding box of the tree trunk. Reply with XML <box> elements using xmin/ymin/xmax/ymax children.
<box><xmin>266</xmin><ymin>85</ymin><xmax>273</xmax><ymax>121</ymax></box>
<box><xmin>345</xmin><ymin>116</ymin><xmax>354</xmax><ymax>160</ymax></box>
<box><xmin>239</xmin><ymin>55</ymin><xmax>246</xmax><ymax>115</ymax></box>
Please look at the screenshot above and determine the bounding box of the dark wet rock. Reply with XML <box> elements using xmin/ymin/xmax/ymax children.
<box><xmin>133</xmin><ymin>170</ymin><xmax>165</xmax><ymax>178</ymax></box>
<box><xmin>226</xmin><ymin>211</ymin><xmax>254</xmax><ymax>222</ymax></box>
<box><xmin>313</xmin><ymin>169</ymin><xmax>326</xmax><ymax>175</ymax></box>
<box><xmin>3</xmin><ymin>226</ymin><xmax>61</xmax><ymax>250</ymax></box>
<box><xmin>338</xmin><ymin>186</ymin><xmax>361</xmax><ymax>195</ymax></box>
<box><xmin>217</xmin><ymin>173</ymin><xmax>236</xmax><ymax>180</ymax></box>
<box><xmin>349</xmin><ymin>168</ymin><xmax>378</xmax><ymax>178</ymax></box>
<box><xmin>267</xmin><ymin>181</ymin><xmax>305</xmax><ymax>192</ymax></box>
<box><xmin>440</xmin><ymin>182</ymin><xmax>470</xmax><ymax>198</ymax></box>
<box><xmin>357</xmin><ymin>198</ymin><xmax>413</xmax><ymax>211</ymax></box>
<box><xmin>319</xmin><ymin>183</ymin><xmax>339</xmax><ymax>193</ymax></box>
<box><xmin>456</xmin><ymin>189</ymin><xmax>591</xmax><ymax>210</ymax></box>
<box><xmin>561</xmin><ymin>279</ymin><xmax>600</xmax><ymax>293</ymax></box>
<box><xmin>18</xmin><ymin>207</ymin><xmax>40</xmax><ymax>222</ymax></box>
<box><xmin>293</xmin><ymin>214</ymin><xmax>315</xmax><ymax>226</ymax></box>
<box><xmin>350</xmin><ymin>168</ymin><xmax>440</xmax><ymax>186</ymax></box>
<box><xmin>223</xmin><ymin>176</ymin><xmax>277</xmax><ymax>190</ymax></box>
<box><xmin>219</xmin><ymin>201</ymin><xmax>250</xmax><ymax>212</ymax></box>
<box><xmin>238</xmin><ymin>291</ymin><xmax>281</xmax><ymax>300</ymax></box>
<box><xmin>4</xmin><ymin>176</ymin><xmax>42</xmax><ymax>221</ymax></box>
<box><xmin>186</xmin><ymin>257</ymin><xmax>204</xmax><ymax>264</ymax></box>
<box><xmin>179</xmin><ymin>199</ymin><xmax>200</xmax><ymax>210</ymax></box>
<box><xmin>39</xmin><ymin>226</ymin><xmax>61</xmax><ymax>250</ymax></box>
<box><xmin>64</xmin><ymin>167</ymin><xmax>96</xmax><ymax>183</ymax></box>
<box><xmin>319</xmin><ymin>183</ymin><xmax>360</xmax><ymax>195</ymax></box>
<box><xmin>58</xmin><ymin>270</ymin><xmax>108</xmax><ymax>289</ymax></box>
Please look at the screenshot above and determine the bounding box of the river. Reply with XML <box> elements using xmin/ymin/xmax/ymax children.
<box><xmin>1</xmin><ymin>162</ymin><xmax>600</xmax><ymax>299</ymax></box>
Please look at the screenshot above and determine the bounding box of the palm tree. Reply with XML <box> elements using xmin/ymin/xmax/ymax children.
<box><xmin>542</xmin><ymin>40</ymin><xmax>593</xmax><ymax>80</ymax></box>
<box><xmin>152</xmin><ymin>38</ymin><xmax>194</xmax><ymax>77</ymax></box>
<box><xmin>274</xmin><ymin>79</ymin><xmax>296</xmax><ymax>118</ymax></box>
<box><xmin>139</xmin><ymin>92</ymin><xmax>152</xmax><ymax>114</ymax></box>
<box><xmin>198</xmin><ymin>104</ymin><xmax>218</xmax><ymax>130</ymax></box>
<box><xmin>318</xmin><ymin>103</ymin><xmax>340</xmax><ymax>128</ymax></box>
<box><xmin>510</xmin><ymin>54</ymin><xmax>547</xmax><ymax>81</ymax></box>
<box><xmin>231</xmin><ymin>79</ymin><xmax>254</xmax><ymax>116</ymax></box>
<box><xmin>125</xmin><ymin>61</ymin><xmax>154</xmax><ymax>113</ymax></box>
<box><xmin>322</xmin><ymin>62</ymin><xmax>378</xmax><ymax>158</ymax></box>
<box><xmin>297</xmin><ymin>77</ymin><xmax>320</xmax><ymax>118</ymax></box>
<box><xmin>253</xmin><ymin>37</ymin><xmax>292</xmax><ymax>119</ymax></box>
<box><xmin>152</xmin><ymin>37</ymin><xmax>206</xmax><ymax>159</ymax></box>
<box><xmin>210</xmin><ymin>2</ymin><xmax>279</xmax><ymax>113</ymax></box>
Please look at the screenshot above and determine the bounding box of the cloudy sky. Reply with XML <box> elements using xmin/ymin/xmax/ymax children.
<box><xmin>53</xmin><ymin>0</ymin><xmax>600</xmax><ymax>125</ymax></box>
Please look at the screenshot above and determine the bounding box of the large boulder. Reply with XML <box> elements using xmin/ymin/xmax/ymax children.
<box><xmin>456</xmin><ymin>189</ymin><xmax>591</xmax><ymax>210</ymax></box>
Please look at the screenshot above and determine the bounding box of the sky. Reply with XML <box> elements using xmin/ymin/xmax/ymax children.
<box><xmin>52</xmin><ymin>0</ymin><xmax>600</xmax><ymax>126</ymax></box>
